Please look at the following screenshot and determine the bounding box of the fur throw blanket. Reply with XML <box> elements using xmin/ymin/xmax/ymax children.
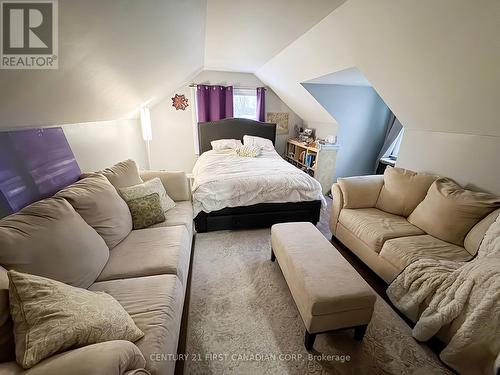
<box><xmin>387</xmin><ymin>216</ymin><xmax>500</xmax><ymax>375</ymax></box>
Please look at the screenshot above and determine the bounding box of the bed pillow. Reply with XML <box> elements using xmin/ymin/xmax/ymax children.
<box><xmin>408</xmin><ymin>178</ymin><xmax>500</xmax><ymax>246</ymax></box>
<box><xmin>119</xmin><ymin>177</ymin><xmax>175</xmax><ymax>212</ymax></box>
<box><xmin>126</xmin><ymin>193</ymin><xmax>166</xmax><ymax>230</ymax></box>
<box><xmin>243</xmin><ymin>135</ymin><xmax>274</xmax><ymax>151</ymax></box>
<box><xmin>55</xmin><ymin>174</ymin><xmax>132</xmax><ymax>249</ymax></box>
<box><xmin>211</xmin><ymin>139</ymin><xmax>243</xmax><ymax>151</ymax></box>
<box><xmin>236</xmin><ymin>145</ymin><xmax>261</xmax><ymax>157</ymax></box>
<box><xmin>8</xmin><ymin>270</ymin><xmax>144</xmax><ymax>369</ymax></box>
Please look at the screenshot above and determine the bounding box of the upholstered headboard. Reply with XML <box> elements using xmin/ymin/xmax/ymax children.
<box><xmin>198</xmin><ymin>118</ymin><xmax>276</xmax><ymax>154</ymax></box>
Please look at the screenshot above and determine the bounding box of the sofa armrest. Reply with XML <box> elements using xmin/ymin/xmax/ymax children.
<box><xmin>140</xmin><ymin>170</ymin><xmax>191</xmax><ymax>202</ymax></box>
<box><xmin>337</xmin><ymin>175</ymin><xmax>384</xmax><ymax>209</ymax></box>
<box><xmin>330</xmin><ymin>184</ymin><xmax>344</xmax><ymax>236</ymax></box>
<box><xmin>25</xmin><ymin>340</ymin><xmax>146</xmax><ymax>375</ymax></box>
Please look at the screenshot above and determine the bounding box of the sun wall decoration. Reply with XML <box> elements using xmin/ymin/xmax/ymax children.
<box><xmin>171</xmin><ymin>94</ymin><xmax>189</xmax><ymax>110</ymax></box>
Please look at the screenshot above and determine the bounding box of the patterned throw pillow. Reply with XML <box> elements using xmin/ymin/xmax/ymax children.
<box><xmin>8</xmin><ymin>270</ymin><xmax>144</xmax><ymax>369</ymax></box>
<box><xmin>236</xmin><ymin>145</ymin><xmax>261</xmax><ymax>157</ymax></box>
<box><xmin>120</xmin><ymin>177</ymin><xmax>176</xmax><ymax>212</ymax></box>
<box><xmin>126</xmin><ymin>193</ymin><xmax>165</xmax><ymax>229</ymax></box>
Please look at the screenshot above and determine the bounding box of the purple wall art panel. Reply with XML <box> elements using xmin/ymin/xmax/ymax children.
<box><xmin>0</xmin><ymin>127</ymin><xmax>81</xmax><ymax>217</ymax></box>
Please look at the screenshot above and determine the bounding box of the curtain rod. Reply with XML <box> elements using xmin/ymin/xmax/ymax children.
<box><xmin>189</xmin><ymin>83</ymin><xmax>266</xmax><ymax>90</ymax></box>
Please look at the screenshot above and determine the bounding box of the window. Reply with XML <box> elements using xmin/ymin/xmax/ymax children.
<box><xmin>383</xmin><ymin>128</ymin><xmax>404</xmax><ymax>158</ymax></box>
<box><xmin>233</xmin><ymin>89</ymin><xmax>257</xmax><ymax>120</ymax></box>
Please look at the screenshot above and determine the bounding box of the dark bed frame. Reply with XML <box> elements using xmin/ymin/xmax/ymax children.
<box><xmin>193</xmin><ymin>118</ymin><xmax>322</xmax><ymax>233</ymax></box>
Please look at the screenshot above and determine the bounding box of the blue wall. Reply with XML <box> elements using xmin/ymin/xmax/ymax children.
<box><xmin>302</xmin><ymin>83</ymin><xmax>391</xmax><ymax>179</ymax></box>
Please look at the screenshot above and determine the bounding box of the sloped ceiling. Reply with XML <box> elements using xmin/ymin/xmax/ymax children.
<box><xmin>204</xmin><ymin>0</ymin><xmax>346</xmax><ymax>72</ymax></box>
<box><xmin>257</xmin><ymin>0</ymin><xmax>500</xmax><ymax>137</ymax></box>
<box><xmin>0</xmin><ymin>0</ymin><xmax>206</xmax><ymax>129</ymax></box>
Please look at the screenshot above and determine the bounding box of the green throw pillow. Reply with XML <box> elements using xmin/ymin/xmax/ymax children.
<box><xmin>126</xmin><ymin>193</ymin><xmax>166</xmax><ymax>229</ymax></box>
<box><xmin>8</xmin><ymin>270</ymin><xmax>144</xmax><ymax>369</ymax></box>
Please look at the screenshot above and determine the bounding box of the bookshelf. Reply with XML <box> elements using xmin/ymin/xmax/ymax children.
<box><xmin>285</xmin><ymin>138</ymin><xmax>338</xmax><ymax>195</ymax></box>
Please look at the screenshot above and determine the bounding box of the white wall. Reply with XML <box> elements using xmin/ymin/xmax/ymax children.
<box><xmin>257</xmin><ymin>0</ymin><xmax>500</xmax><ymax>192</ymax></box>
<box><xmin>397</xmin><ymin>129</ymin><xmax>500</xmax><ymax>195</ymax></box>
<box><xmin>0</xmin><ymin>0</ymin><xmax>206</xmax><ymax>129</ymax></box>
<box><xmin>63</xmin><ymin>119</ymin><xmax>147</xmax><ymax>172</ymax></box>
<box><xmin>149</xmin><ymin>70</ymin><xmax>303</xmax><ymax>172</ymax></box>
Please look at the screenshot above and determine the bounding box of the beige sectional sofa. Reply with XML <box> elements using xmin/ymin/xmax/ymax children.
<box><xmin>330</xmin><ymin>170</ymin><xmax>500</xmax><ymax>284</ymax></box>
<box><xmin>0</xmin><ymin>167</ymin><xmax>193</xmax><ymax>375</ymax></box>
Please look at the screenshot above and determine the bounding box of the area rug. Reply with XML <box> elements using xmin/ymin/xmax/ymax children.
<box><xmin>184</xmin><ymin>229</ymin><xmax>452</xmax><ymax>374</ymax></box>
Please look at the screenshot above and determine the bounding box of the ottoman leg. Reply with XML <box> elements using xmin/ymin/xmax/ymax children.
<box><xmin>271</xmin><ymin>249</ymin><xmax>276</xmax><ymax>262</ymax></box>
<box><xmin>304</xmin><ymin>331</ymin><xmax>316</xmax><ymax>350</ymax></box>
<box><xmin>354</xmin><ymin>325</ymin><xmax>368</xmax><ymax>341</ymax></box>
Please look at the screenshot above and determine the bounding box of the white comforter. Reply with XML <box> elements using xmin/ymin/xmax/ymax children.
<box><xmin>192</xmin><ymin>149</ymin><xmax>325</xmax><ymax>216</ymax></box>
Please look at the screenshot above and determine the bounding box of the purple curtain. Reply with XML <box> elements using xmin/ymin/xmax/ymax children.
<box><xmin>196</xmin><ymin>85</ymin><xmax>234</xmax><ymax>122</ymax></box>
<box><xmin>256</xmin><ymin>87</ymin><xmax>266</xmax><ymax>122</ymax></box>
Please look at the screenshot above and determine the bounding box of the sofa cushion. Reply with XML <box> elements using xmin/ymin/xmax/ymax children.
<box><xmin>380</xmin><ymin>235</ymin><xmax>473</xmax><ymax>272</ymax></box>
<box><xmin>126</xmin><ymin>193</ymin><xmax>166</xmax><ymax>230</ymax></box>
<box><xmin>90</xmin><ymin>275</ymin><xmax>185</xmax><ymax>375</ymax></box>
<box><xmin>408</xmin><ymin>178</ymin><xmax>500</xmax><ymax>246</ymax></box>
<box><xmin>120</xmin><ymin>178</ymin><xmax>176</xmax><ymax>213</ymax></box>
<box><xmin>0</xmin><ymin>197</ymin><xmax>109</xmax><ymax>289</ymax></box>
<box><xmin>140</xmin><ymin>171</ymin><xmax>191</xmax><ymax>202</ymax></box>
<box><xmin>375</xmin><ymin>167</ymin><xmax>437</xmax><ymax>217</ymax></box>
<box><xmin>12</xmin><ymin>341</ymin><xmax>146</xmax><ymax>375</ymax></box>
<box><xmin>338</xmin><ymin>175</ymin><xmax>384</xmax><ymax>209</ymax></box>
<box><xmin>99</xmin><ymin>159</ymin><xmax>143</xmax><ymax>190</ymax></box>
<box><xmin>464</xmin><ymin>208</ymin><xmax>500</xmax><ymax>256</ymax></box>
<box><xmin>149</xmin><ymin>201</ymin><xmax>194</xmax><ymax>237</ymax></box>
<box><xmin>97</xmin><ymin>226</ymin><xmax>191</xmax><ymax>286</ymax></box>
<box><xmin>0</xmin><ymin>266</ymin><xmax>15</xmax><ymax>363</ymax></box>
<box><xmin>339</xmin><ymin>208</ymin><xmax>424</xmax><ymax>253</ymax></box>
<box><xmin>56</xmin><ymin>174</ymin><xmax>132</xmax><ymax>249</ymax></box>
<box><xmin>8</xmin><ymin>270</ymin><xmax>144</xmax><ymax>369</ymax></box>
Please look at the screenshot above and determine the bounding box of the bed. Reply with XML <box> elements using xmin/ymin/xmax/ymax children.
<box><xmin>192</xmin><ymin>118</ymin><xmax>325</xmax><ymax>232</ymax></box>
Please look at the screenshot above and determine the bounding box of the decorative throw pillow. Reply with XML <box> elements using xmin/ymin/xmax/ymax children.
<box><xmin>7</xmin><ymin>270</ymin><xmax>144</xmax><ymax>369</ymax></box>
<box><xmin>375</xmin><ymin>166</ymin><xmax>437</xmax><ymax>217</ymax></box>
<box><xmin>98</xmin><ymin>159</ymin><xmax>143</xmax><ymax>190</ymax></box>
<box><xmin>126</xmin><ymin>193</ymin><xmax>166</xmax><ymax>229</ymax></box>
<box><xmin>0</xmin><ymin>197</ymin><xmax>109</xmax><ymax>289</ymax></box>
<box><xmin>120</xmin><ymin>177</ymin><xmax>176</xmax><ymax>212</ymax></box>
<box><xmin>408</xmin><ymin>178</ymin><xmax>500</xmax><ymax>246</ymax></box>
<box><xmin>56</xmin><ymin>174</ymin><xmax>132</xmax><ymax>249</ymax></box>
<box><xmin>236</xmin><ymin>145</ymin><xmax>261</xmax><ymax>157</ymax></box>
<box><xmin>211</xmin><ymin>139</ymin><xmax>243</xmax><ymax>151</ymax></box>
<box><xmin>243</xmin><ymin>135</ymin><xmax>274</xmax><ymax>151</ymax></box>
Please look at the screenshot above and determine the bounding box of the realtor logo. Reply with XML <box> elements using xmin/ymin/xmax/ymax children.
<box><xmin>1</xmin><ymin>0</ymin><xmax>58</xmax><ymax>69</ymax></box>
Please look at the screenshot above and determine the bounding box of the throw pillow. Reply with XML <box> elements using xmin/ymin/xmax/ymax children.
<box><xmin>98</xmin><ymin>159</ymin><xmax>143</xmax><ymax>190</ymax></box>
<box><xmin>0</xmin><ymin>197</ymin><xmax>109</xmax><ymax>289</ymax></box>
<box><xmin>56</xmin><ymin>174</ymin><xmax>132</xmax><ymax>249</ymax></box>
<box><xmin>243</xmin><ymin>135</ymin><xmax>274</xmax><ymax>151</ymax></box>
<box><xmin>408</xmin><ymin>178</ymin><xmax>500</xmax><ymax>246</ymax></box>
<box><xmin>8</xmin><ymin>270</ymin><xmax>144</xmax><ymax>369</ymax></box>
<box><xmin>120</xmin><ymin>177</ymin><xmax>176</xmax><ymax>212</ymax></box>
<box><xmin>236</xmin><ymin>145</ymin><xmax>261</xmax><ymax>157</ymax></box>
<box><xmin>126</xmin><ymin>193</ymin><xmax>166</xmax><ymax>229</ymax></box>
<box><xmin>375</xmin><ymin>166</ymin><xmax>437</xmax><ymax>217</ymax></box>
<box><xmin>211</xmin><ymin>139</ymin><xmax>243</xmax><ymax>151</ymax></box>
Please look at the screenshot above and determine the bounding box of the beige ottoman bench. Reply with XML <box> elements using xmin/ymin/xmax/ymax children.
<box><xmin>271</xmin><ymin>222</ymin><xmax>376</xmax><ymax>350</ymax></box>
